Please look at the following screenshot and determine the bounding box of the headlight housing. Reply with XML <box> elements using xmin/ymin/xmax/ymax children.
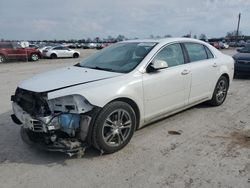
<box><xmin>48</xmin><ymin>94</ymin><xmax>93</xmax><ymax>114</ymax></box>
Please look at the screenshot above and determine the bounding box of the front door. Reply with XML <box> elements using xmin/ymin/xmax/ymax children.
<box><xmin>9</xmin><ymin>43</ymin><xmax>27</xmax><ymax>59</ymax></box>
<box><xmin>143</xmin><ymin>43</ymin><xmax>191</xmax><ymax>122</ymax></box>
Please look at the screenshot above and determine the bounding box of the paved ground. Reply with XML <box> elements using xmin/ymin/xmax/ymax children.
<box><xmin>0</xmin><ymin>48</ymin><xmax>250</xmax><ymax>188</ymax></box>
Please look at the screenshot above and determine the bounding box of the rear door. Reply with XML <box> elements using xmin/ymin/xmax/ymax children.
<box><xmin>53</xmin><ymin>46</ymin><xmax>64</xmax><ymax>57</ymax></box>
<box><xmin>61</xmin><ymin>47</ymin><xmax>72</xmax><ymax>57</ymax></box>
<box><xmin>143</xmin><ymin>43</ymin><xmax>191</xmax><ymax>122</ymax></box>
<box><xmin>184</xmin><ymin>43</ymin><xmax>219</xmax><ymax>104</ymax></box>
<box><xmin>0</xmin><ymin>43</ymin><xmax>13</xmax><ymax>59</ymax></box>
<box><xmin>12</xmin><ymin>42</ymin><xmax>27</xmax><ymax>59</ymax></box>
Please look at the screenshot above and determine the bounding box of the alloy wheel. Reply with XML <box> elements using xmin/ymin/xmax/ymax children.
<box><xmin>31</xmin><ymin>54</ymin><xmax>39</xmax><ymax>61</ymax></box>
<box><xmin>0</xmin><ymin>55</ymin><xmax>5</xmax><ymax>63</ymax></box>
<box><xmin>216</xmin><ymin>79</ymin><xmax>227</xmax><ymax>103</ymax></box>
<box><xmin>102</xmin><ymin>109</ymin><xmax>132</xmax><ymax>147</ymax></box>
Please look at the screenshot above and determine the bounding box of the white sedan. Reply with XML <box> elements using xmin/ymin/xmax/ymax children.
<box><xmin>11</xmin><ymin>38</ymin><xmax>234</xmax><ymax>156</ymax></box>
<box><xmin>43</xmin><ymin>46</ymin><xmax>80</xmax><ymax>59</ymax></box>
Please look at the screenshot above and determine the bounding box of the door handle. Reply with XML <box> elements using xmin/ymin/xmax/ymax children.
<box><xmin>212</xmin><ymin>63</ymin><xmax>217</xmax><ymax>67</ymax></box>
<box><xmin>181</xmin><ymin>69</ymin><xmax>190</xmax><ymax>75</ymax></box>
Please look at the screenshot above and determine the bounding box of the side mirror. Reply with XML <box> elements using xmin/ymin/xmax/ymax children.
<box><xmin>147</xmin><ymin>60</ymin><xmax>168</xmax><ymax>72</ymax></box>
<box><xmin>237</xmin><ymin>49</ymin><xmax>241</xmax><ymax>52</ymax></box>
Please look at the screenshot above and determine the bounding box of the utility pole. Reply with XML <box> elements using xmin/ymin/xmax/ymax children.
<box><xmin>236</xmin><ymin>13</ymin><xmax>241</xmax><ymax>44</ymax></box>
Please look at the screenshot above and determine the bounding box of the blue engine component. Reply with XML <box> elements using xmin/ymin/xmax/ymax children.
<box><xmin>59</xmin><ymin>114</ymin><xmax>80</xmax><ymax>136</ymax></box>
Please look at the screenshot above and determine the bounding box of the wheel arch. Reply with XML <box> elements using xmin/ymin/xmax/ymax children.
<box><xmin>50</xmin><ymin>52</ymin><xmax>57</xmax><ymax>58</ymax></box>
<box><xmin>0</xmin><ymin>53</ymin><xmax>6</xmax><ymax>58</ymax></box>
<box><xmin>109</xmin><ymin>97</ymin><xmax>141</xmax><ymax>130</ymax></box>
<box><xmin>221</xmin><ymin>73</ymin><xmax>230</xmax><ymax>85</ymax></box>
<box><xmin>73</xmin><ymin>52</ymin><xmax>79</xmax><ymax>58</ymax></box>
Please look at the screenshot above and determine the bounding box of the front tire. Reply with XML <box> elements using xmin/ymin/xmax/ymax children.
<box><xmin>209</xmin><ymin>76</ymin><xmax>229</xmax><ymax>106</ymax></box>
<box><xmin>50</xmin><ymin>53</ymin><xmax>57</xmax><ymax>59</ymax></box>
<box><xmin>73</xmin><ymin>53</ymin><xmax>79</xmax><ymax>58</ymax></box>
<box><xmin>92</xmin><ymin>101</ymin><xmax>136</xmax><ymax>154</ymax></box>
<box><xmin>0</xmin><ymin>55</ymin><xmax>6</xmax><ymax>63</ymax></box>
<box><xmin>30</xmin><ymin>53</ymin><xmax>39</xmax><ymax>61</ymax></box>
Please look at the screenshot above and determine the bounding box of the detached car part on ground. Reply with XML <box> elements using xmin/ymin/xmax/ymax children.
<box><xmin>11</xmin><ymin>38</ymin><xmax>234</xmax><ymax>157</ymax></box>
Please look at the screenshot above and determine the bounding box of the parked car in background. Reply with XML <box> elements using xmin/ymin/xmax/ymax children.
<box><xmin>224</xmin><ymin>43</ymin><xmax>229</xmax><ymax>49</ymax></box>
<box><xmin>28</xmin><ymin>44</ymin><xmax>39</xmax><ymax>49</ymax></box>
<box><xmin>82</xmin><ymin>44</ymin><xmax>90</xmax><ymax>49</ymax></box>
<box><xmin>38</xmin><ymin>46</ymin><xmax>53</xmax><ymax>54</ymax></box>
<box><xmin>0</xmin><ymin>42</ymin><xmax>41</xmax><ymax>63</ymax></box>
<box><xmin>233</xmin><ymin>44</ymin><xmax>250</xmax><ymax>75</ymax></box>
<box><xmin>229</xmin><ymin>41</ymin><xmax>246</xmax><ymax>48</ymax></box>
<box><xmin>210</xmin><ymin>42</ymin><xmax>220</xmax><ymax>49</ymax></box>
<box><xmin>238</xmin><ymin>40</ymin><xmax>246</xmax><ymax>47</ymax></box>
<box><xmin>43</xmin><ymin>46</ymin><xmax>80</xmax><ymax>59</ymax></box>
<box><xmin>96</xmin><ymin>43</ymin><xmax>105</xmax><ymax>50</ymax></box>
<box><xmin>219</xmin><ymin>42</ymin><xmax>229</xmax><ymax>49</ymax></box>
<box><xmin>229</xmin><ymin>42</ymin><xmax>237</xmax><ymax>47</ymax></box>
<box><xmin>11</xmin><ymin>38</ymin><xmax>234</xmax><ymax>156</ymax></box>
<box><xmin>68</xmin><ymin>43</ymin><xmax>77</xmax><ymax>49</ymax></box>
<box><xmin>236</xmin><ymin>44</ymin><xmax>250</xmax><ymax>53</ymax></box>
<box><xmin>88</xmin><ymin>43</ymin><xmax>97</xmax><ymax>49</ymax></box>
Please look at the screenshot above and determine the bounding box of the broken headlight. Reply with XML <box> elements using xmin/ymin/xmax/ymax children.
<box><xmin>46</xmin><ymin>95</ymin><xmax>93</xmax><ymax>137</ymax></box>
<box><xmin>48</xmin><ymin>94</ymin><xmax>93</xmax><ymax>114</ymax></box>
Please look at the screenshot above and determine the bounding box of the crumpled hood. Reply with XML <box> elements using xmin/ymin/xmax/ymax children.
<box><xmin>19</xmin><ymin>66</ymin><xmax>123</xmax><ymax>93</ymax></box>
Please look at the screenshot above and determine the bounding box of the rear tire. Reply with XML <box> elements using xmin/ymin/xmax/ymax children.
<box><xmin>92</xmin><ymin>101</ymin><xmax>136</xmax><ymax>154</ymax></box>
<box><xmin>73</xmin><ymin>53</ymin><xmax>79</xmax><ymax>58</ymax></box>
<box><xmin>209</xmin><ymin>76</ymin><xmax>229</xmax><ymax>106</ymax></box>
<box><xmin>50</xmin><ymin>53</ymin><xmax>57</xmax><ymax>59</ymax></box>
<box><xmin>0</xmin><ymin>55</ymin><xmax>6</xmax><ymax>63</ymax></box>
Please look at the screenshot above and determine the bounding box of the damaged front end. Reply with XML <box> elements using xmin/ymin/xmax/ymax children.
<box><xmin>11</xmin><ymin>88</ymin><xmax>95</xmax><ymax>157</ymax></box>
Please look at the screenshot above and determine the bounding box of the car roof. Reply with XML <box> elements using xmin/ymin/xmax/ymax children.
<box><xmin>52</xmin><ymin>46</ymin><xmax>64</xmax><ymax>48</ymax></box>
<box><xmin>119</xmin><ymin>37</ymin><xmax>208</xmax><ymax>45</ymax></box>
<box><xmin>0</xmin><ymin>42</ymin><xmax>12</xmax><ymax>44</ymax></box>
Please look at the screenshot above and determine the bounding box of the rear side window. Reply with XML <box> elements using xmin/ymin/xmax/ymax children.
<box><xmin>153</xmin><ymin>43</ymin><xmax>184</xmax><ymax>68</ymax></box>
<box><xmin>53</xmin><ymin>46</ymin><xmax>63</xmax><ymax>50</ymax></box>
<box><xmin>205</xmin><ymin>46</ymin><xmax>214</xmax><ymax>59</ymax></box>
<box><xmin>0</xmin><ymin>43</ymin><xmax>12</xmax><ymax>48</ymax></box>
<box><xmin>185</xmin><ymin>43</ymin><xmax>208</xmax><ymax>62</ymax></box>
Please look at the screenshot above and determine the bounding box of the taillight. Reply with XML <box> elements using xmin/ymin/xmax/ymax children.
<box><xmin>43</xmin><ymin>50</ymin><xmax>48</xmax><ymax>53</ymax></box>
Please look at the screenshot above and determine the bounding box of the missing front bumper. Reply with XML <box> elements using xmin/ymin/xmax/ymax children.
<box><xmin>20</xmin><ymin>127</ymin><xmax>87</xmax><ymax>157</ymax></box>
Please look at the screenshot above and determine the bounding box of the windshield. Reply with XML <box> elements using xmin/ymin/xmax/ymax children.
<box><xmin>76</xmin><ymin>42</ymin><xmax>157</xmax><ymax>73</ymax></box>
<box><xmin>12</xmin><ymin>42</ymin><xmax>23</xmax><ymax>48</ymax></box>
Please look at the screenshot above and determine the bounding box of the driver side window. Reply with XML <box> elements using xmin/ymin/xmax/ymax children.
<box><xmin>153</xmin><ymin>43</ymin><xmax>184</xmax><ymax>68</ymax></box>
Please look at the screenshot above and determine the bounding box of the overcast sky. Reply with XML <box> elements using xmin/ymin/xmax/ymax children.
<box><xmin>0</xmin><ymin>0</ymin><xmax>249</xmax><ymax>40</ymax></box>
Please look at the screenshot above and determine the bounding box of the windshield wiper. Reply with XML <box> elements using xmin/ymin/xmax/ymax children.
<box><xmin>75</xmin><ymin>64</ymin><xmax>114</xmax><ymax>72</ymax></box>
<box><xmin>91</xmin><ymin>66</ymin><xmax>114</xmax><ymax>72</ymax></box>
<box><xmin>75</xmin><ymin>63</ymin><xmax>81</xmax><ymax>67</ymax></box>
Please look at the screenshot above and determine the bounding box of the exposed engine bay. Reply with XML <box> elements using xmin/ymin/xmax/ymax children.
<box><xmin>11</xmin><ymin>87</ymin><xmax>96</xmax><ymax>157</ymax></box>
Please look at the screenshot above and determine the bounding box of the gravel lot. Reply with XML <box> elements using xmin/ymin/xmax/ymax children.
<box><xmin>0</xmin><ymin>48</ymin><xmax>250</xmax><ymax>188</ymax></box>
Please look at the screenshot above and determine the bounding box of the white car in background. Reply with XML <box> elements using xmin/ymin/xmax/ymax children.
<box><xmin>219</xmin><ymin>42</ymin><xmax>229</xmax><ymax>49</ymax></box>
<box><xmin>38</xmin><ymin>46</ymin><xmax>52</xmax><ymax>54</ymax></box>
<box><xmin>88</xmin><ymin>43</ymin><xmax>97</xmax><ymax>49</ymax></box>
<box><xmin>11</xmin><ymin>38</ymin><xmax>234</xmax><ymax>156</ymax></box>
<box><xmin>43</xmin><ymin>46</ymin><xmax>80</xmax><ymax>59</ymax></box>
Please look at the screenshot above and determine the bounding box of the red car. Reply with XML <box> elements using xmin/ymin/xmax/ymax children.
<box><xmin>0</xmin><ymin>42</ymin><xmax>42</xmax><ymax>63</ymax></box>
<box><xmin>210</xmin><ymin>42</ymin><xmax>220</xmax><ymax>49</ymax></box>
